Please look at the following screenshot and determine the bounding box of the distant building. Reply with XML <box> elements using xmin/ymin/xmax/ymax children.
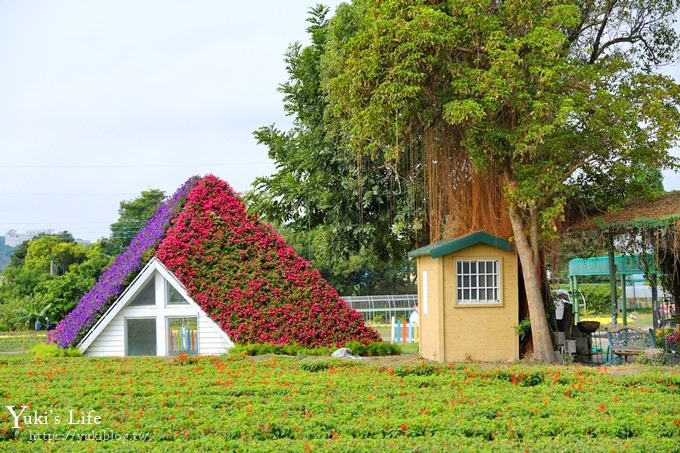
<box><xmin>4</xmin><ymin>229</ymin><xmax>54</xmax><ymax>247</ymax></box>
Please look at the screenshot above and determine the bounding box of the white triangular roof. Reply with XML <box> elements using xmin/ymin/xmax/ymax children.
<box><xmin>78</xmin><ymin>257</ymin><xmax>232</xmax><ymax>353</ymax></box>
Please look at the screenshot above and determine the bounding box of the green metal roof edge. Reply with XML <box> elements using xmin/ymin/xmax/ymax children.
<box><xmin>408</xmin><ymin>232</ymin><xmax>513</xmax><ymax>258</ymax></box>
<box><xmin>568</xmin><ymin>254</ymin><xmax>658</xmax><ymax>277</ymax></box>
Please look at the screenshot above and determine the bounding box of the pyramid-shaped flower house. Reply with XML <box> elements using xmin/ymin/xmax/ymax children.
<box><xmin>50</xmin><ymin>175</ymin><xmax>379</xmax><ymax>356</ymax></box>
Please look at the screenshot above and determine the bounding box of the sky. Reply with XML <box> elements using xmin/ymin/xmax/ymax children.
<box><xmin>0</xmin><ymin>0</ymin><xmax>344</xmax><ymax>241</ymax></box>
<box><xmin>0</xmin><ymin>1</ymin><xmax>679</xmax><ymax>242</ymax></box>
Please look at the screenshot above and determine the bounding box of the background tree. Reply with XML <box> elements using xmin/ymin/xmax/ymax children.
<box><xmin>247</xmin><ymin>5</ymin><xmax>426</xmax><ymax>294</ymax></box>
<box><xmin>32</xmin><ymin>243</ymin><xmax>111</xmax><ymax>319</ymax></box>
<box><xmin>12</xmin><ymin>299</ymin><xmax>52</xmax><ymax>330</ymax></box>
<box><xmin>101</xmin><ymin>189</ymin><xmax>165</xmax><ymax>255</ymax></box>
<box><xmin>278</xmin><ymin>226</ymin><xmax>416</xmax><ymax>295</ymax></box>
<box><xmin>0</xmin><ymin>233</ymin><xmax>111</xmax><ymax>330</ymax></box>
<box><xmin>0</xmin><ymin>236</ymin><xmax>13</xmax><ymax>272</ymax></box>
<box><xmin>0</xmin><ymin>188</ymin><xmax>168</xmax><ymax>330</ymax></box>
<box><xmin>323</xmin><ymin>0</ymin><xmax>680</xmax><ymax>361</ymax></box>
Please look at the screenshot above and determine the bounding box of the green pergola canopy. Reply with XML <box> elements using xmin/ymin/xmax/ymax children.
<box><xmin>568</xmin><ymin>255</ymin><xmax>658</xmax><ymax>277</ymax></box>
<box><xmin>568</xmin><ymin>253</ymin><xmax>660</xmax><ymax>328</ymax></box>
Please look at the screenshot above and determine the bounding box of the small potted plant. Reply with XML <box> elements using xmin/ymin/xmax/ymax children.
<box><xmin>666</xmin><ymin>331</ymin><xmax>680</xmax><ymax>354</ymax></box>
<box><xmin>515</xmin><ymin>318</ymin><xmax>533</xmax><ymax>358</ymax></box>
<box><xmin>514</xmin><ymin>318</ymin><xmax>531</xmax><ymax>341</ymax></box>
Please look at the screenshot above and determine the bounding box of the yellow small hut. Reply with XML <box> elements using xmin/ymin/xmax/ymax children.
<box><xmin>408</xmin><ymin>231</ymin><xmax>520</xmax><ymax>362</ymax></box>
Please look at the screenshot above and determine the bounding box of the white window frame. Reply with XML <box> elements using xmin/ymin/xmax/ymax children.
<box><xmin>124</xmin><ymin>270</ymin><xmax>201</xmax><ymax>355</ymax></box>
<box><xmin>454</xmin><ymin>258</ymin><xmax>502</xmax><ymax>306</ymax></box>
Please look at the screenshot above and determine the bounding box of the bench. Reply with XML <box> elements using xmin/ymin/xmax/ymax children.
<box><xmin>605</xmin><ymin>326</ymin><xmax>663</xmax><ymax>364</ymax></box>
<box><xmin>659</xmin><ymin>317</ymin><xmax>678</xmax><ymax>329</ymax></box>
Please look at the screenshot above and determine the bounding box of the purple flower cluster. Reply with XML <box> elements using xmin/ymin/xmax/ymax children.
<box><xmin>49</xmin><ymin>176</ymin><xmax>200</xmax><ymax>348</ymax></box>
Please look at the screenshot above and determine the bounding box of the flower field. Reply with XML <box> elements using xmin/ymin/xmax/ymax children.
<box><xmin>50</xmin><ymin>174</ymin><xmax>379</xmax><ymax>351</ymax></box>
<box><xmin>156</xmin><ymin>175</ymin><xmax>379</xmax><ymax>346</ymax></box>
<box><xmin>0</xmin><ymin>355</ymin><xmax>678</xmax><ymax>452</ymax></box>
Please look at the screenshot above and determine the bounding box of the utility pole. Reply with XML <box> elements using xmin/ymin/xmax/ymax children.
<box><xmin>607</xmin><ymin>232</ymin><xmax>617</xmax><ymax>327</ymax></box>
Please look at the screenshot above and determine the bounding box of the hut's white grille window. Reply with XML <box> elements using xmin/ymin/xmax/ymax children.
<box><xmin>456</xmin><ymin>260</ymin><xmax>500</xmax><ymax>304</ymax></box>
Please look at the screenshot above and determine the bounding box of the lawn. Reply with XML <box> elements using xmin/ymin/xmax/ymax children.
<box><xmin>580</xmin><ymin>310</ymin><xmax>655</xmax><ymax>329</ymax></box>
<box><xmin>0</xmin><ymin>332</ymin><xmax>47</xmax><ymax>354</ymax></box>
<box><xmin>0</xmin><ymin>353</ymin><xmax>678</xmax><ymax>452</ymax></box>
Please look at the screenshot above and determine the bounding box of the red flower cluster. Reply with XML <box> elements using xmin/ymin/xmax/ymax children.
<box><xmin>156</xmin><ymin>175</ymin><xmax>380</xmax><ymax>347</ymax></box>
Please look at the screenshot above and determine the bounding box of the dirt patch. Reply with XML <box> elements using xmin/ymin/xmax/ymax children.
<box><xmin>356</xmin><ymin>354</ymin><xmax>427</xmax><ymax>367</ymax></box>
<box><xmin>240</xmin><ymin>353</ymin><xmax>680</xmax><ymax>374</ymax></box>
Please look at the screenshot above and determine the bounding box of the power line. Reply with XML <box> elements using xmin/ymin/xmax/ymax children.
<box><xmin>0</xmin><ymin>162</ymin><xmax>270</xmax><ymax>169</ymax></box>
<box><xmin>0</xmin><ymin>193</ymin><xmax>138</xmax><ymax>196</ymax></box>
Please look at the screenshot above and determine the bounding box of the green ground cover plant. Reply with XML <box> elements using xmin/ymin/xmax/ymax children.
<box><xmin>0</xmin><ymin>354</ymin><xmax>677</xmax><ymax>451</ymax></box>
<box><xmin>30</xmin><ymin>343</ymin><xmax>80</xmax><ymax>358</ymax></box>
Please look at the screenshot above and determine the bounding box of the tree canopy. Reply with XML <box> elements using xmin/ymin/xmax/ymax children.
<box><xmin>0</xmin><ymin>233</ymin><xmax>111</xmax><ymax>330</ymax></box>
<box><xmin>321</xmin><ymin>0</ymin><xmax>680</xmax><ymax>361</ymax></box>
<box><xmin>247</xmin><ymin>5</ymin><xmax>426</xmax><ymax>294</ymax></box>
<box><xmin>101</xmin><ymin>189</ymin><xmax>166</xmax><ymax>256</ymax></box>
<box><xmin>0</xmin><ymin>188</ymin><xmax>168</xmax><ymax>330</ymax></box>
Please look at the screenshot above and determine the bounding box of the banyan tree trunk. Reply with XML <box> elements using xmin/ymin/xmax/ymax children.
<box><xmin>423</xmin><ymin>119</ymin><xmax>512</xmax><ymax>241</ymax></box>
<box><xmin>423</xmin><ymin>119</ymin><xmax>556</xmax><ymax>362</ymax></box>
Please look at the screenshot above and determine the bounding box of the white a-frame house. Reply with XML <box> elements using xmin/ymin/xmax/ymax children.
<box><xmin>78</xmin><ymin>258</ymin><xmax>233</xmax><ymax>357</ymax></box>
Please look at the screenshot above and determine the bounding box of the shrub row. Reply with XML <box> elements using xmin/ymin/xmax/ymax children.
<box><xmin>31</xmin><ymin>343</ymin><xmax>81</xmax><ymax>357</ymax></box>
<box><xmin>574</xmin><ymin>283</ymin><xmax>616</xmax><ymax>314</ymax></box>
<box><xmin>231</xmin><ymin>343</ymin><xmax>333</xmax><ymax>357</ymax></box>
<box><xmin>230</xmin><ymin>341</ymin><xmax>401</xmax><ymax>357</ymax></box>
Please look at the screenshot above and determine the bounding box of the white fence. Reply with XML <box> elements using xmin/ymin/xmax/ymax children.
<box><xmin>391</xmin><ymin>317</ymin><xmax>419</xmax><ymax>344</ymax></box>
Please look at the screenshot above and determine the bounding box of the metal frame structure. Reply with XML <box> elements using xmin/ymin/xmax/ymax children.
<box><xmin>342</xmin><ymin>295</ymin><xmax>417</xmax><ymax>323</ymax></box>
<box><xmin>568</xmin><ymin>254</ymin><xmax>660</xmax><ymax>328</ymax></box>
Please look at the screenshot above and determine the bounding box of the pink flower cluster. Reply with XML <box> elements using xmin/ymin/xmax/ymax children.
<box><xmin>156</xmin><ymin>175</ymin><xmax>380</xmax><ymax>347</ymax></box>
<box><xmin>667</xmin><ymin>331</ymin><xmax>680</xmax><ymax>346</ymax></box>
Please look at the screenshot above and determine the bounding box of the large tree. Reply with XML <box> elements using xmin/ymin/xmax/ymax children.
<box><xmin>323</xmin><ymin>0</ymin><xmax>680</xmax><ymax>361</ymax></box>
<box><xmin>248</xmin><ymin>5</ymin><xmax>426</xmax><ymax>294</ymax></box>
